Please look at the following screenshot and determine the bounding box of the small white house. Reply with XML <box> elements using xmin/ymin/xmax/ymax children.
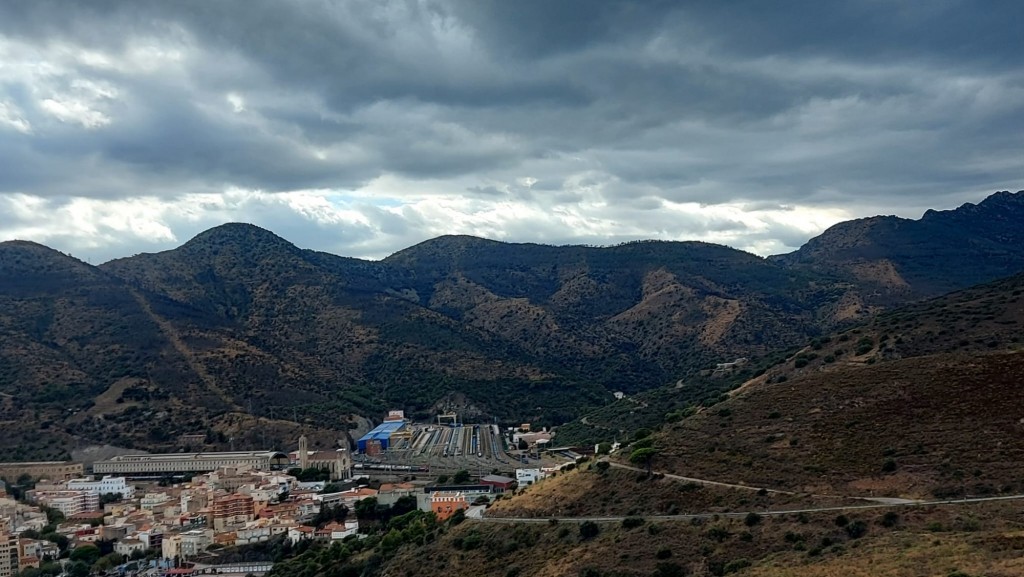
<box><xmin>287</xmin><ymin>526</ymin><xmax>315</xmax><ymax>545</ymax></box>
<box><xmin>515</xmin><ymin>468</ymin><xmax>545</xmax><ymax>486</ymax></box>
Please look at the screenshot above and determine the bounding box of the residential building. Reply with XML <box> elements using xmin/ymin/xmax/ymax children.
<box><xmin>179</xmin><ymin>529</ymin><xmax>214</xmax><ymax>558</ymax></box>
<box><xmin>180</xmin><ymin>489</ymin><xmax>210</xmax><ymax>514</ymax></box>
<box><xmin>314</xmin><ymin>520</ymin><xmax>358</xmax><ymax>541</ymax></box>
<box><xmin>67</xmin><ymin>476</ymin><xmax>135</xmax><ymax>499</ymax></box>
<box><xmin>202</xmin><ymin>466</ymin><xmax>262</xmax><ymax>492</ymax></box>
<box><xmin>139</xmin><ymin>529</ymin><xmax>163</xmax><ymax>551</ymax></box>
<box><xmin>141</xmin><ymin>493</ymin><xmax>173</xmax><ymax>511</ymax></box>
<box><xmin>0</xmin><ymin>532</ymin><xmax>17</xmax><ymax>577</ymax></box>
<box><xmin>101</xmin><ymin>525</ymin><xmax>130</xmax><ymax>541</ymax></box>
<box><xmin>29</xmin><ymin>490</ymin><xmax>99</xmax><ymax>517</ymax></box>
<box><xmin>161</xmin><ymin>534</ymin><xmax>182</xmax><ymax>560</ymax></box>
<box><xmin>287</xmin><ymin>526</ymin><xmax>314</xmax><ymax>545</ymax></box>
<box><xmin>114</xmin><ymin>538</ymin><xmax>146</xmax><ymax>557</ymax></box>
<box><xmin>211</xmin><ymin>494</ymin><xmax>254</xmax><ymax>530</ymax></box>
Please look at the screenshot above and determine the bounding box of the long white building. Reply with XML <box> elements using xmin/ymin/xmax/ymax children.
<box><xmin>67</xmin><ymin>476</ymin><xmax>135</xmax><ymax>499</ymax></box>
<box><xmin>92</xmin><ymin>451</ymin><xmax>290</xmax><ymax>476</ymax></box>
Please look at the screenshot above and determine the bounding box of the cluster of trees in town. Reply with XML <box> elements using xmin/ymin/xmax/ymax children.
<box><xmin>267</xmin><ymin>496</ymin><xmax>448</xmax><ymax>577</ymax></box>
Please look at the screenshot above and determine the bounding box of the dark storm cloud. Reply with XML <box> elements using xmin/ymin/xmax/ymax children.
<box><xmin>0</xmin><ymin>0</ymin><xmax>1021</xmax><ymax>261</ymax></box>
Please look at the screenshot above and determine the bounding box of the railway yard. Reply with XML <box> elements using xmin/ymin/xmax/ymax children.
<box><xmin>355</xmin><ymin>423</ymin><xmax>562</xmax><ymax>474</ymax></box>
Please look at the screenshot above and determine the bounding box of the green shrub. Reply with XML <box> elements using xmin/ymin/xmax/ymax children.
<box><xmin>705</xmin><ymin>527</ymin><xmax>730</xmax><ymax>542</ymax></box>
<box><xmin>622</xmin><ymin>517</ymin><xmax>645</xmax><ymax>529</ymax></box>
<box><xmin>784</xmin><ymin>531</ymin><xmax>803</xmax><ymax>543</ymax></box>
<box><xmin>845</xmin><ymin>520</ymin><xmax>868</xmax><ymax>539</ymax></box>
<box><xmin>880</xmin><ymin>511</ymin><xmax>899</xmax><ymax>528</ymax></box>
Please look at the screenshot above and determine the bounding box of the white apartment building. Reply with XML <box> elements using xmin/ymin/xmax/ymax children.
<box><xmin>67</xmin><ymin>476</ymin><xmax>135</xmax><ymax>500</ymax></box>
<box><xmin>32</xmin><ymin>491</ymin><xmax>99</xmax><ymax>517</ymax></box>
<box><xmin>515</xmin><ymin>468</ymin><xmax>545</xmax><ymax>485</ymax></box>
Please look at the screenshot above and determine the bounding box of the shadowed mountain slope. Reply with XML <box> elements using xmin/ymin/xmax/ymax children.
<box><xmin>1</xmin><ymin>191</ymin><xmax>1024</xmax><ymax>458</ymax></box>
<box><xmin>771</xmin><ymin>190</ymin><xmax>1024</xmax><ymax>302</ymax></box>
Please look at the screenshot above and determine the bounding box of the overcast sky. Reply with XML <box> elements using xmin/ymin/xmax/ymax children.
<box><xmin>1</xmin><ymin>1</ymin><xmax>1021</xmax><ymax>263</ymax></box>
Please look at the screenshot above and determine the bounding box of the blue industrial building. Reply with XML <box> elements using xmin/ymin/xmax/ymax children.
<box><xmin>357</xmin><ymin>420</ymin><xmax>408</xmax><ymax>454</ymax></box>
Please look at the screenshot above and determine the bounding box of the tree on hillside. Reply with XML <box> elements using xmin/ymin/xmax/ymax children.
<box><xmin>630</xmin><ymin>447</ymin><xmax>659</xmax><ymax>476</ymax></box>
<box><xmin>452</xmin><ymin>470</ymin><xmax>471</xmax><ymax>484</ymax></box>
<box><xmin>354</xmin><ymin>497</ymin><xmax>379</xmax><ymax>520</ymax></box>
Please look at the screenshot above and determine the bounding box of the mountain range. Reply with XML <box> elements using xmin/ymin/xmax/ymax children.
<box><xmin>0</xmin><ymin>190</ymin><xmax>1021</xmax><ymax>458</ymax></box>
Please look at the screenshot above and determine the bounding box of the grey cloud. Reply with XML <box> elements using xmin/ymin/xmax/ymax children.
<box><xmin>0</xmin><ymin>0</ymin><xmax>1021</xmax><ymax>260</ymax></box>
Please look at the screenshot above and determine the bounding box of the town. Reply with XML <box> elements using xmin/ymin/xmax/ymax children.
<box><xmin>0</xmin><ymin>412</ymin><xmax>582</xmax><ymax>577</ymax></box>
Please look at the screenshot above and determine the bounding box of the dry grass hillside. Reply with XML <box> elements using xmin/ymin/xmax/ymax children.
<box><xmin>487</xmin><ymin>466</ymin><xmax>843</xmax><ymax>519</ymax></box>
<box><xmin>385</xmin><ymin>499</ymin><xmax>1024</xmax><ymax>577</ymax></box>
<box><xmin>653</xmin><ymin>350</ymin><xmax>1024</xmax><ymax>499</ymax></box>
<box><xmin>755</xmin><ymin>271</ymin><xmax>1024</xmax><ymax>387</ymax></box>
<box><xmin>551</xmin><ymin>271</ymin><xmax>1024</xmax><ymax>449</ymax></box>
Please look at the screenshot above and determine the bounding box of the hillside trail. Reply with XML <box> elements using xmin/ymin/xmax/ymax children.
<box><xmin>606</xmin><ymin>461</ymin><xmax>918</xmax><ymax>505</ymax></box>
<box><xmin>480</xmin><ymin>461</ymin><xmax>1024</xmax><ymax>524</ymax></box>
<box><xmin>480</xmin><ymin>493</ymin><xmax>1024</xmax><ymax>524</ymax></box>
<box><xmin>127</xmin><ymin>287</ymin><xmax>241</xmax><ymax>411</ymax></box>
